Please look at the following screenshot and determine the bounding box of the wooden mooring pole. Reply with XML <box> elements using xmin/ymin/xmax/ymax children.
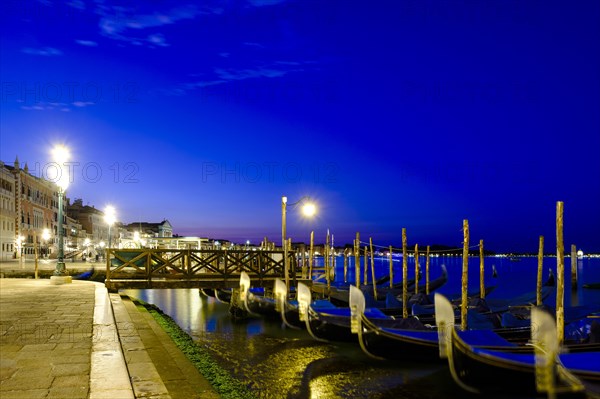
<box><xmin>331</xmin><ymin>236</ymin><xmax>336</xmax><ymax>284</ymax></box>
<box><xmin>402</xmin><ymin>228</ymin><xmax>408</xmax><ymax>319</ymax></box>
<box><xmin>301</xmin><ymin>244</ymin><xmax>306</xmax><ymax>279</ymax></box>
<box><xmin>370</xmin><ymin>238</ymin><xmax>377</xmax><ymax>299</ymax></box>
<box><xmin>461</xmin><ymin>219</ymin><xmax>469</xmax><ymax>331</ymax></box>
<box><xmin>309</xmin><ymin>231</ymin><xmax>314</xmax><ymax>279</ymax></box>
<box><xmin>389</xmin><ymin>245</ymin><xmax>394</xmax><ymax>289</ymax></box>
<box><xmin>363</xmin><ymin>246</ymin><xmax>368</xmax><ymax>286</ymax></box>
<box><xmin>571</xmin><ymin>244</ymin><xmax>578</xmax><ymax>289</ymax></box>
<box><xmin>355</xmin><ymin>233</ymin><xmax>360</xmax><ymax>287</ymax></box>
<box><xmin>556</xmin><ymin>201</ymin><xmax>565</xmax><ymax>346</ymax></box>
<box><xmin>325</xmin><ymin>231</ymin><xmax>330</xmax><ymax>289</ymax></box>
<box><xmin>284</xmin><ymin>238</ymin><xmax>290</xmax><ymax>290</ymax></box>
<box><xmin>425</xmin><ymin>245</ymin><xmax>430</xmax><ymax>295</ymax></box>
<box><xmin>414</xmin><ymin>244</ymin><xmax>419</xmax><ymax>294</ymax></box>
<box><xmin>343</xmin><ymin>249</ymin><xmax>348</xmax><ymax>283</ymax></box>
<box><xmin>479</xmin><ymin>239</ymin><xmax>485</xmax><ymax>299</ymax></box>
<box><xmin>537</xmin><ymin>235</ymin><xmax>544</xmax><ymax>306</ymax></box>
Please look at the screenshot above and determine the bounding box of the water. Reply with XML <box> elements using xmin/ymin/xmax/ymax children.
<box><xmin>122</xmin><ymin>256</ymin><xmax>600</xmax><ymax>398</ymax></box>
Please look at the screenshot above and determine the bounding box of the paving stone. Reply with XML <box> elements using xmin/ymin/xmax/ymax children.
<box><xmin>0</xmin><ymin>366</ymin><xmax>17</xmax><ymax>380</ymax></box>
<box><xmin>47</xmin><ymin>385</ymin><xmax>89</xmax><ymax>399</ymax></box>
<box><xmin>0</xmin><ymin>345</ymin><xmax>22</xmax><ymax>352</ymax></box>
<box><xmin>19</xmin><ymin>343</ymin><xmax>57</xmax><ymax>351</ymax></box>
<box><xmin>89</xmin><ymin>389</ymin><xmax>136</xmax><ymax>399</ymax></box>
<box><xmin>50</xmin><ymin>354</ymin><xmax>90</xmax><ymax>364</ymax></box>
<box><xmin>52</xmin><ymin>374</ymin><xmax>89</xmax><ymax>388</ymax></box>
<box><xmin>13</xmin><ymin>365</ymin><xmax>53</xmax><ymax>379</ymax></box>
<box><xmin>0</xmin><ymin>375</ymin><xmax>54</xmax><ymax>390</ymax></box>
<box><xmin>131</xmin><ymin>379</ymin><xmax>170</xmax><ymax>397</ymax></box>
<box><xmin>0</xmin><ymin>389</ymin><xmax>48</xmax><ymax>399</ymax></box>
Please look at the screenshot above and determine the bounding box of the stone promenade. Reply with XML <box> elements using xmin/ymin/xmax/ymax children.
<box><xmin>0</xmin><ymin>278</ymin><xmax>218</xmax><ymax>398</ymax></box>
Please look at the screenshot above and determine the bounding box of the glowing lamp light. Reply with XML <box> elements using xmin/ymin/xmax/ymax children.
<box><xmin>302</xmin><ymin>202</ymin><xmax>316</xmax><ymax>218</ymax></box>
<box><xmin>51</xmin><ymin>145</ymin><xmax>71</xmax><ymax>191</ymax></box>
<box><xmin>104</xmin><ymin>205</ymin><xmax>116</xmax><ymax>225</ymax></box>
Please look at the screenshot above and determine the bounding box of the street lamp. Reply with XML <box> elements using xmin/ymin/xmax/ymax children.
<box><xmin>16</xmin><ymin>235</ymin><xmax>24</xmax><ymax>266</ymax></box>
<box><xmin>281</xmin><ymin>195</ymin><xmax>317</xmax><ymax>288</ymax></box>
<box><xmin>99</xmin><ymin>241</ymin><xmax>105</xmax><ymax>259</ymax></box>
<box><xmin>281</xmin><ymin>196</ymin><xmax>316</xmax><ymax>247</ymax></box>
<box><xmin>51</xmin><ymin>144</ymin><xmax>71</xmax><ymax>284</ymax></box>
<box><xmin>104</xmin><ymin>205</ymin><xmax>117</xmax><ymax>248</ymax></box>
<box><xmin>83</xmin><ymin>238</ymin><xmax>90</xmax><ymax>260</ymax></box>
<box><xmin>42</xmin><ymin>228</ymin><xmax>50</xmax><ymax>258</ymax></box>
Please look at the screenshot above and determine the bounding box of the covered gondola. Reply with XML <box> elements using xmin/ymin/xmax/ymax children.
<box><xmin>435</xmin><ymin>294</ymin><xmax>600</xmax><ymax>397</ymax></box>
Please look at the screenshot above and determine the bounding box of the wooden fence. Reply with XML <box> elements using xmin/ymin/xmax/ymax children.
<box><xmin>105</xmin><ymin>248</ymin><xmax>299</xmax><ymax>291</ymax></box>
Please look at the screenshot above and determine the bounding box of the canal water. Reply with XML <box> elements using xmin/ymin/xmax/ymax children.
<box><xmin>122</xmin><ymin>256</ymin><xmax>600</xmax><ymax>398</ymax></box>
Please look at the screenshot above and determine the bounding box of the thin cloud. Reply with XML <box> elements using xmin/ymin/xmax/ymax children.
<box><xmin>216</xmin><ymin>67</ymin><xmax>287</xmax><ymax>80</ymax></box>
<box><xmin>72</xmin><ymin>101</ymin><xmax>94</xmax><ymax>107</ymax></box>
<box><xmin>97</xmin><ymin>4</ymin><xmax>206</xmax><ymax>48</ymax></box>
<box><xmin>147</xmin><ymin>33</ymin><xmax>169</xmax><ymax>47</ymax></box>
<box><xmin>247</xmin><ymin>0</ymin><xmax>288</xmax><ymax>6</ymax></box>
<box><xmin>21</xmin><ymin>47</ymin><xmax>63</xmax><ymax>56</ymax></box>
<box><xmin>67</xmin><ymin>0</ymin><xmax>85</xmax><ymax>10</ymax></box>
<box><xmin>164</xmin><ymin>61</ymin><xmax>309</xmax><ymax>96</ymax></box>
<box><xmin>75</xmin><ymin>40</ymin><xmax>98</xmax><ymax>47</ymax></box>
<box><xmin>20</xmin><ymin>101</ymin><xmax>95</xmax><ymax>111</ymax></box>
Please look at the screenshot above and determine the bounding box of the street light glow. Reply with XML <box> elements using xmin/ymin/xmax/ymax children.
<box><xmin>42</xmin><ymin>228</ymin><xmax>51</xmax><ymax>241</ymax></box>
<box><xmin>302</xmin><ymin>202</ymin><xmax>316</xmax><ymax>217</ymax></box>
<box><xmin>51</xmin><ymin>144</ymin><xmax>70</xmax><ymax>163</ymax></box>
<box><xmin>51</xmin><ymin>144</ymin><xmax>71</xmax><ymax>191</ymax></box>
<box><xmin>104</xmin><ymin>205</ymin><xmax>117</xmax><ymax>225</ymax></box>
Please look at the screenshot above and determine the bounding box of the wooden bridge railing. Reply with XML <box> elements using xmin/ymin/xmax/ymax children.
<box><xmin>105</xmin><ymin>248</ymin><xmax>299</xmax><ymax>290</ymax></box>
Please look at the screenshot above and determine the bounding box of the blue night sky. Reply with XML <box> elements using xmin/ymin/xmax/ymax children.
<box><xmin>1</xmin><ymin>0</ymin><xmax>599</xmax><ymax>253</ymax></box>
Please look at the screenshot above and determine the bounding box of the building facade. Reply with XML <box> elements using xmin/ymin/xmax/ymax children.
<box><xmin>5</xmin><ymin>158</ymin><xmax>63</xmax><ymax>258</ymax></box>
<box><xmin>0</xmin><ymin>162</ymin><xmax>17</xmax><ymax>261</ymax></box>
<box><xmin>122</xmin><ymin>220</ymin><xmax>173</xmax><ymax>248</ymax></box>
<box><xmin>67</xmin><ymin>198</ymin><xmax>112</xmax><ymax>247</ymax></box>
<box><xmin>1</xmin><ymin>156</ymin><xmax>174</xmax><ymax>259</ymax></box>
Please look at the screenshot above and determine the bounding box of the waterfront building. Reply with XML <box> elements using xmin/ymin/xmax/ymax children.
<box><xmin>123</xmin><ymin>220</ymin><xmax>173</xmax><ymax>238</ymax></box>
<box><xmin>67</xmin><ymin>198</ymin><xmax>110</xmax><ymax>247</ymax></box>
<box><xmin>4</xmin><ymin>158</ymin><xmax>63</xmax><ymax>259</ymax></box>
<box><xmin>0</xmin><ymin>162</ymin><xmax>17</xmax><ymax>261</ymax></box>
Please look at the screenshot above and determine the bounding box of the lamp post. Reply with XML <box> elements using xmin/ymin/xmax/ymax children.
<box><xmin>281</xmin><ymin>196</ymin><xmax>316</xmax><ymax>247</ymax></box>
<box><xmin>83</xmin><ymin>238</ymin><xmax>90</xmax><ymax>261</ymax></box>
<box><xmin>99</xmin><ymin>241</ymin><xmax>105</xmax><ymax>260</ymax></box>
<box><xmin>16</xmin><ymin>235</ymin><xmax>24</xmax><ymax>268</ymax></box>
<box><xmin>42</xmin><ymin>228</ymin><xmax>50</xmax><ymax>258</ymax></box>
<box><xmin>280</xmin><ymin>195</ymin><xmax>317</xmax><ymax>287</ymax></box>
<box><xmin>104</xmin><ymin>205</ymin><xmax>116</xmax><ymax>248</ymax></box>
<box><xmin>51</xmin><ymin>145</ymin><xmax>71</xmax><ymax>284</ymax></box>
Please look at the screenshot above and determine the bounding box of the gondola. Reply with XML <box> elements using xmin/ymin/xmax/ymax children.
<box><xmin>295</xmin><ymin>267</ymin><xmax>447</xmax><ymax>342</ymax></box>
<box><xmin>435</xmin><ymin>294</ymin><xmax>600</xmax><ymax>397</ymax></box>
<box><xmin>297</xmin><ymin>282</ymin><xmax>440</xmax><ymax>343</ymax></box>
<box><xmin>360</xmin><ymin>265</ymin><xmax>448</xmax><ymax>302</ymax></box>
<box><xmin>350</xmin><ymin>285</ymin><xmax>441</xmax><ymax>361</ymax></box>
<box><xmin>315</xmin><ymin>276</ymin><xmax>417</xmax><ymax>306</ymax></box>
<box><xmin>348</xmin><ymin>284</ymin><xmax>591</xmax><ymax>362</ymax></box>
<box><xmin>231</xmin><ymin>271</ymin><xmax>284</xmax><ymax>320</ymax></box>
<box><xmin>298</xmin><ymin>283</ymin><xmax>422</xmax><ymax>342</ymax></box>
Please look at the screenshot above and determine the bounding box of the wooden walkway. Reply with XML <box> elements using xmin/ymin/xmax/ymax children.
<box><xmin>105</xmin><ymin>248</ymin><xmax>301</xmax><ymax>291</ymax></box>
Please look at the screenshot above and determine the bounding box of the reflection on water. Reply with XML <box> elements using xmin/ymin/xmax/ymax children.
<box><xmin>122</xmin><ymin>257</ymin><xmax>600</xmax><ymax>398</ymax></box>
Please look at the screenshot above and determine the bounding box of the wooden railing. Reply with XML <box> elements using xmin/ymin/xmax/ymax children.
<box><xmin>105</xmin><ymin>248</ymin><xmax>299</xmax><ymax>290</ymax></box>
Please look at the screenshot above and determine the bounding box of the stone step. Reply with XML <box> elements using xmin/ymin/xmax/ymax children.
<box><xmin>110</xmin><ymin>293</ymin><xmax>171</xmax><ymax>398</ymax></box>
<box><xmin>118</xmin><ymin>295</ymin><xmax>219</xmax><ymax>399</ymax></box>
